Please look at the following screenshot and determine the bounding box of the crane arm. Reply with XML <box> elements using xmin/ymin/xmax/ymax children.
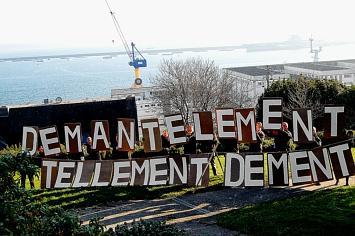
<box><xmin>104</xmin><ymin>0</ymin><xmax>133</xmax><ymax>61</ymax></box>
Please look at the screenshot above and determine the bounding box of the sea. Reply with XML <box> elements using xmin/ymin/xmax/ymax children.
<box><xmin>1</xmin><ymin>43</ymin><xmax>355</xmax><ymax>106</ymax></box>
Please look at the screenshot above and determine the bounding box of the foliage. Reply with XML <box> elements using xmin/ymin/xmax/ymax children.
<box><xmin>337</xmin><ymin>85</ymin><xmax>355</xmax><ymax>129</ymax></box>
<box><xmin>261</xmin><ymin>137</ymin><xmax>274</xmax><ymax>152</ymax></box>
<box><xmin>0</xmin><ymin>145</ymin><xmax>21</xmax><ymax>156</ymax></box>
<box><xmin>217</xmin><ymin>186</ymin><xmax>355</xmax><ymax>236</ymax></box>
<box><xmin>0</xmin><ymin>151</ymin><xmax>105</xmax><ymax>236</ymax></box>
<box><xmin>104</xmin><ymin>220</ymin><xmax>186</xmax><ymax>236</ymax></box>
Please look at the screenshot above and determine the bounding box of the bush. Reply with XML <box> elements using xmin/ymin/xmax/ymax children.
<box><xmin>0</xmin><ymin>151</ymin><xmax>187</xmax><ymax>236</ymax></box>
<box><xmin>104</xmin><ymin>220</ymin><xmax>186</xmax><ymax>236</ymax></box>
<box><xmin>0</xmin><ymin>151</ymin><xmax>104</xmax><ymax>236</ymax></box>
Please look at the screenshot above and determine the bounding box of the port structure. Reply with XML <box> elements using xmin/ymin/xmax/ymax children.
<box><xmin>104</xmin><ymin>0</ymin><xmax>147</xmax><ymax>88</ymax></box>
<box><xmin>309</xmin><ymin>37</ymin><xmax>322</xmax><ymax>62</ymax></box>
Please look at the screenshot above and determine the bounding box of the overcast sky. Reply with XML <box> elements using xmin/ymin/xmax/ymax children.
<box><xmin>1</xmin><ymin>0</ymin><xmax>355</xmax><ymax>51</ymax></box>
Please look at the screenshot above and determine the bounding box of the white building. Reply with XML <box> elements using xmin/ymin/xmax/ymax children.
<box><xmin>225</xmin><ymin>59</ymin><xmax>355</xmax><ymax>103</ymax></box>
<box><xmin>226</xmin><ymin>65</ymin><xmax>289</xmax><ymax>104</ymax></box>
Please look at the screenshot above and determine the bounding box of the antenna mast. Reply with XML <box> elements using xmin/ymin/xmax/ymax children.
<box><xmin>309</xmin><ymin>37</ymin><xmax>322</xmax><ymax>62</ymax></box>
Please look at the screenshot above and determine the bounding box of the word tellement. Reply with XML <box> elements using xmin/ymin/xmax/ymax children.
<box><xmin>41</xmin><ymin>142</ymin><xmax>354</xmax><ymax>189</ymax></box>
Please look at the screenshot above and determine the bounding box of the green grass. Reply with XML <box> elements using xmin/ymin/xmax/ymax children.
<box><xmin>29</xmin><ymin>156</ymin><xmax>226</xmax><ymax>209</ymax></box>
<box><xmin>217</xmin><ymin>186</ymin><xmax>355</xmax><ymax>236</ymax></box>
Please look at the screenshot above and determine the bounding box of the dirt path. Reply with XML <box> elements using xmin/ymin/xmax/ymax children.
<box><xmin>79</xmin><ymin>178</ymin><xmax>353</xmax><ymax>236</ymax></box>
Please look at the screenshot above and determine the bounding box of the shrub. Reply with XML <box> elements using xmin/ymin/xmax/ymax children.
<box><xmin>104</xmin><ymin>220</ymin><xmax>186</xmax><ymax>236</ymax></box>
<box><xmin>0</xmin><ymin>151</ymin><xmax>186</xmax><ymax>236</ymax></box>
<box><xmin>0</xmin><ymin>151</ymin><xmax>104</xmax><ymax>236</ymax></box>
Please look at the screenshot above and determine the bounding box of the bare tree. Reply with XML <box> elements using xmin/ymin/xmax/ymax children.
<box><xmin>283</xmin><ymin>77</ymin><xmax>323</xmax><ymax>120</ymax></box>
<box><xmin>230</xmin><ymin>76</ymin><xmax>255</xmax><ymax>108</ymax></box>
<box><xmin>151</xmin><ymin>58</ymin><xmax>253</xmax><ymax>124</ymax></box>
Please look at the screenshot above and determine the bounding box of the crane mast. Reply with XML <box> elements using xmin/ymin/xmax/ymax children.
<box><xmin>104</xmin><ymin>0</ymin><xmax>147</xmax><ymax>87</ymax></box>
<box><xmin>309</xmin><ymin>37</ymin><xmax>322</xmax><ymax>62</ymax></box>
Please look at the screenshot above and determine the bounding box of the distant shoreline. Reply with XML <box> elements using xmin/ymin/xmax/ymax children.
<box><xmin>1</xmin><ymin>40</ymin><xmax>351</xmax><ymax>62</ymax></box>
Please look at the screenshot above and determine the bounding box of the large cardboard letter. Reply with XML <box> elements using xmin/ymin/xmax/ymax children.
<box><xmin>64</xmin><ymin>123</ymin><xmax>82</xmax><ymax>153</ymax></box>
<box><xmin>235</xmin><ymin>108</ymin><xmax>257</xmax><ymax>143</ymax></box>
<box><xmin>308</xmin><ymin>147</ymin><xmax>333</xmax><ymax>182</ymax></box>
<box><xmin>41</xmin><ymin>160</ymin><xmax>58</xmax><ymax>189</ymax></box>
<box><xmin>117</xmin><ymin>118</ymin><xmax>135</xmax><ymax>151</ymax></box>
<box><xmin>292</xmin><ymin>108</ymin><xmax>313</xmax><ymax>143</ymax></box>
<box><xmin>262</xmin><ymin>98</ymin><xmax>282</xmax><ymax>130</ymax></box>
<box><xmin>91</xmin><ymin>120</ymin><xmax>110</xmax><ymax>151</ymax></box>
<box><xmin>54</xmin><ymin>161</ymin><xmax>76</xmax><ymax>188</ymax></box>
<box><xmin>245</xmin><ymin>154</ymin><xmax>264</xmax><ymax>187</ymax></box>
<box><xmin>22</xmin><ymin>126</ymin><xmax>38</xmax><ymax>156</ymax></box>
<box><xmin>72</xmin><ymin>161</ymin><xmax>96</xmax><ymax>188</ymax></box>
<box><xmin>141</xmin><ymin>119</ymin><xmax>162</xmax><ymax>152</ymax></box>
<box><xmin>149</xmin><ymin>157</ymin><xmax>168</xmax><ymax>185</ymax></box>
<box><xmin>39</xmin><ymin>126</ymin><xmax>61</xmax><ymax>157</ymax></box>
<box><xmin>165</xmin><ymin>114</ymin><xmax>186</xmax><ymax>144</ymax></box>
<box><xmin>289</xmin><ymin>151</ymin><xmax>312</xmax><ymax>185</ymax></box>
<box><xmin>328</xmin><ymin>142</ymin><xmax>355</xmax><ymax>178</ymax></box>
<box><xmin>111</xmin><ymin>160</ymin><xmax>131</xmax><ymax>186</ymax></box>
<box><xmin>131</xmin><ymin>158</ymin><xmax>150</xmax><ymax>185</ymax></box>
<box><xmin>224</xmin><ymin>153</ymin><xmax>244</xmax><ymax>187</ymax></box>
<box><xmin>324</xmin><ymin>106</ymin><xmax>345</xmax><ymax>138</ymax></box>
<box><xmin>189</xmin><ymin>154</ymin><xmax>209</xmax><ymax>187</ymax></box>
<box><xmin>169</xmin><ymin>156</ymin><xmax>188</xmax><ymax>185</ymax></box>
<box><xmin>216</xmin><ymin>108</ymin><xmax>236</xmax><ymax>138</ymax></box>
<box><xmin>193</xmin><ymin>112</ymin><xmax>214</xmax><ymax>141</ymax></box>
<box><xmin>268</xmin><ymin>153</ymin><xmax>289</xmax><ymax>186</ymax></box>
<box><xmin>91</xmin><ymin>161</ymin><xmax>113</xmax><ymax>187</ymax></box>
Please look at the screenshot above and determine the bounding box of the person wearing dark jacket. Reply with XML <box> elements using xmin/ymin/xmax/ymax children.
<box><xmin>84</xmin><ymin>136</ymin><xmax>100</xmax><ymax>160</ymax></box>
<box><xmin>184</xmin><ymin>124</ymin><xmax>197</xmax><ymax>155</ymax></box>
<box><xmin>197</xmin><ymin>133</ymin><xmax>218</xmax><ymax>176</ymax></box>
<box><xmin>249</xmin><ymin>122</ymin><xmax>265</xmax><ymax>153</ymax></box>
<box><xmin>296</xmin><ymin>127</ymin><xmax>322</xmax><ymax>151</ymax></box>
<box><xmin>273</xmin><ymin>122</ymin><xmax>293</xmax><ymax>152</ymax></box>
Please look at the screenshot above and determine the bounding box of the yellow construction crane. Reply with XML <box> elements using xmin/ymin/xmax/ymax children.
<box><xmin>104</xmin><ymin>0</ymin><xmax>147</xmax><ymax>88</ymax></box>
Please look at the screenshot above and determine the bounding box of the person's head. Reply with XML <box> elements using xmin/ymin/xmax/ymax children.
<box><xmin>87</xmin><ymin>136</ymin><xmax>92</xmax><ymax>145</ymax></box>
<box><xmin>256</xmin><ymin>122</ymin><xmax>263</xmax><ymax>131</ymax></box>
<box><xmin>312</xmin><ymin>127</ymin><xmax>317</xmax><ymax>134</ymax></box>
<box><xmin>281</xmin><ymin>122</ymin><xmax>289</xmax><ymax>131</ymax></box>
<box><xmin>162</xmin><ymin>129</ymin><xmax>169</xmax><ymax>138</ymax></box>
<box><xmin>185</xmin><ymin>124</ymin><xmax>194</xmax><ymax>135</ymax></box>
<box><xmin>38</xmin><ymin>146</ymin><xmax>44</xmax><ymax>153</ymax></box>
<box><xmin>347</xmin><ymin>130</ymin><xmax>353</xmax><ymax>138</ymax></box>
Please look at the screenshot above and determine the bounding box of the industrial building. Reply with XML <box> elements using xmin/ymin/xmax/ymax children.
<box><xmin>225</xmin><ymin>59</ymin><xmax>355</xmax><ymax>104</ymax></box>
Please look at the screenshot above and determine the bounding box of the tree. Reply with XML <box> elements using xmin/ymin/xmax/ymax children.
<box><xmin>337</xmin><ymin>85</ymin><xmax>355</xmax><ymax>129</ymax></box>
<box><xmin>151</xmin><ymin>58</ymin><xmax>254</xmax><ymax>123</ymax></box>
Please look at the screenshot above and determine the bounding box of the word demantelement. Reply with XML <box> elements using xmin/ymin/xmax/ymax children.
<box><xmin>22</xmin><ymin>100</ymin><xmax>346</xmax><ymax>156</ymax></box>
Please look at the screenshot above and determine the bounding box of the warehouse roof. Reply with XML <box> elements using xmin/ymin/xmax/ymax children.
<box><xmin>227</xmin><ymin>65</ymin><xmax>285</xmax><ymax>76</ymax></box>
<box><xmin>287</xmin><ymin>63</ymin><xmax>348</xmax><ymax>71</ymax></box>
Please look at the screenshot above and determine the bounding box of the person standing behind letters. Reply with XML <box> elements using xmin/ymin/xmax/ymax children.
<box><xmin>273</xmin><ymin>122</ymin><xmax>293</xmax><ymax>152</ymax></box>
<box><xmin>84</xmin><ymin>136</ymin><xmax>100</xmax><ymax>160</ymax></box>
<box><xmin>184</xmin><ymin>124</ymin><xmax>197</xmax><ymax>155</ymax></box>
<box><xmin>197</xmin><ymin>132</ymin><xmax>218</xmax><ymax>176</ymax></box>
<box><xmin>249</xmin><ymin>122</ymin><xmax>265</xmax><ymax>153</ymax></box>
<box><xmin>161</xmin><ymin>129</ymin><xmax>171</xmax><ymax>155</ymax></box>
<box><xmin>296</xmin><ymin>127</ymin><xmax>321</xmax><ymax>151</ymax></box>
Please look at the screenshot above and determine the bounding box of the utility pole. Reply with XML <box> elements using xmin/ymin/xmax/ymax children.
<box><xmin>266</xmin><ymin>65</ymin><xmax>270</xmax><ymax>89</ymax></box>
